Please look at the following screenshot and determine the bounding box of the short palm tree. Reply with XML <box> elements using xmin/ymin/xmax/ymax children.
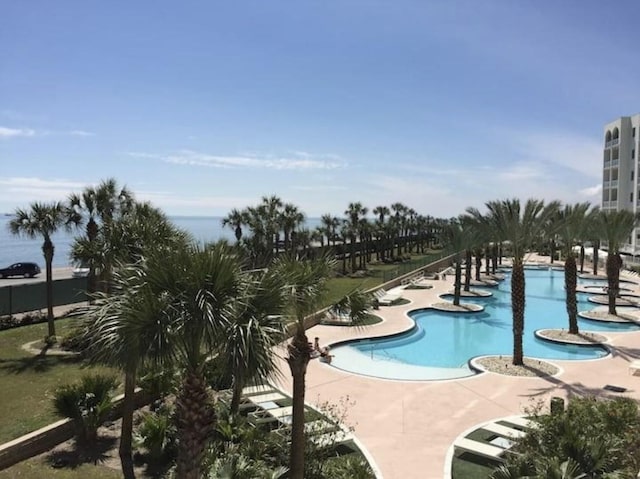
<box><xmin>272</xmin><ymin>253</ymin><xmax>335</xmax><ymax>479</ymax></box>
<box><xmin>9</xmin><ymin>201</ymin><xmax>71</xmax><ymax>338</ymax></box>
<box><xmin>221</xmin><ymin>208</ymin><xmax>246</xmax><ymax>244</ymax></box>
<box><xmin>473</xmin><ymin>199</ymin><xmax>560</xmax><ymax>366</ymax></box>
<box><xmin>556</xmin><ymin>203</ymin><xmax>595</xmax><ymax>334</ymax></box>
<box><xmin>331</xmin><ymin>289</ymin><xmax>374</xmax><ymax>324</ymax></box>
<box><xmin>594</xmin><ymin>210</ymin><xmax>639</xmax><ymax>315</ymax></box>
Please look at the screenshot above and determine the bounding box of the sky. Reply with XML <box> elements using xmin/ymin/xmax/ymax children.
<box><xmin>2</xmin><ymin>0</ymin><xmax>640</xmax><ymax>219</ymax></box>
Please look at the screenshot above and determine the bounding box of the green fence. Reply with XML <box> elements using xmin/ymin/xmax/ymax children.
<box><xmin>381</xmin><ymin>252</ymin><xmax>449</xmax><ymax>283</ymax></box>
<box><xmin>0</xmin><ymin>278</ymin><xmax>88</xmax><ymax>316</ymax></box>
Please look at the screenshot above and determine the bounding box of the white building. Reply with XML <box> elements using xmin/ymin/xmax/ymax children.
<box><xmin>603</xmin><ymin>114</ymin><xmax>640</xmax><ymax>254</ymax></box>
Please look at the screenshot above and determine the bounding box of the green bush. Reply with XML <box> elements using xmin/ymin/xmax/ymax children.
<box><xmin>134</xmin><ymin>407</ymin><xmax>176</xmax><ymax>462</ymax></box>
<box><xmin>493</xmin><ymin>396</ymin><xmax>640</xmax><ymax>478</ymax></box>
<box><xmin>53</xmin><ymin>373</ymin><xmax>119</xmax><ymax>443</ymax></box>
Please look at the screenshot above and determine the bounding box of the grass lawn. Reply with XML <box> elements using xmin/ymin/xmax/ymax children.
<box><xmin>451</xmin><ymin>428</ymin><xmax>502</xmax><ymax>479</ymax></box>
<box><xmin>0</xmin><ymin>458</ymin><xmax>124</xmax><ymax>479</ymax></box>
<box><xmin>0</xmin><ymin>317</ymin><xmax>116</xmax><ymax>443</ymax></box>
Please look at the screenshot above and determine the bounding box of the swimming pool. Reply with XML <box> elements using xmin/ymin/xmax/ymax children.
<box><xmin>330</xmin><ymin>269</ymin><xmax>639</xmax><ymax>380</ymax></box>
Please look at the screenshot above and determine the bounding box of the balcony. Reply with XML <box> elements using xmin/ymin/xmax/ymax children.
<box><xmin>604</xmin><ymin>159</ymin><xmax>619</xmax><ymax>168</ymax></box>
<box><xmin>606</xmin><ymin>139</ymin><xmax>620</xmax><ymax>148</ymax></box>
<box><xmin>602</xmin><ymin>201</ymin><xmax>618</xmax><ymax>209</ymax></box>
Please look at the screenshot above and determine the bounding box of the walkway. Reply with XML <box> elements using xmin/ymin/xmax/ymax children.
<box><xmin>273</xmin><ymin>263</ymin><xmax>640</xmax><ymax>479</ymax></box>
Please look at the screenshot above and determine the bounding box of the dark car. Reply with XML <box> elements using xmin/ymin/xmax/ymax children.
<box><xmin>0</xmin><ymin>262</ymin><xmax>41</xmax><ymax>279</ymax></box>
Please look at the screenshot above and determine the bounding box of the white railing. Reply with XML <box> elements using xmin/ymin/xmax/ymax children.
<box><xmin>605</xmin><ymin>139</ymin><xmax>620</xmax><ymax>148</ymax></box>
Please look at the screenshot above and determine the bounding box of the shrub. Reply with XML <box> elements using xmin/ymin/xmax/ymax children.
<box><xmin>53</xmin><ymin>373</ymin><xmax>119</xmax><ymax>443</ymax></box>
<box><xmin>134</xmin><ymin>407</ymin><xmax>176</xmax><ymax>462</ymax></box>
<box><xmin>493</xmin><ymin>396</ymin><xmax>640</xmax><ymax>478</ymax></box>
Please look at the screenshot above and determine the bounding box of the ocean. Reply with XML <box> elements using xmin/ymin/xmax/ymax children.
<box><xmin>0</xmin><ymin>216</ymin><xmax>322</xmax><ymax>268</ymax></box>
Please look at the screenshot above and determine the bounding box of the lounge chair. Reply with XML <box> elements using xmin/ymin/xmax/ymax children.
<box><xmin>482</xmin><ymin>422</ymin><xmax>526</xmax><ymax>439</ymax></box>
<box><xmin>242</xmin><ymin>384</ymin><xmax>274</xmax><ymax>396</ymax></box>
<box><xmin>503</xmin><ymin>416</ymin><xmax>536</xmax><ymax>430</ymax></box>
<box><xmin>454</xmin><ymin>437</ymin><xmax>506</xmax><ymax>463</ymax></box>
<box><xmin>374</xmin><ymin>288</ymin><xmax>402</xmax><ymax>306</ymax></box>
<box><xmin>245</xmin><ymin>392</ymin><xmax>286</xmax><ymax>405</ymax></box>
<box><xmin>629</xmin><ymin>360</ymin><xmax>640</xmax><ymax>375</ymax></box>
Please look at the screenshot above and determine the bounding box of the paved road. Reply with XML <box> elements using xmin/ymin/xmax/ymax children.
<box><xmin>0</xmin><ymin>267</ymin><xmax>76</xmax><ymax>287</ymax></box>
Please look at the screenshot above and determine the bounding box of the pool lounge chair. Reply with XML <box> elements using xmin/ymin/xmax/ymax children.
<box><xmin>482</xmin><ymin>422</ymin><xmax>526</xmax><ymax>439</ymax></box>
<box><xmin>374</xmin><ymin>288</ymin><xmax>402</xmax><ymax>306</ymax></box>
<box><xmin>455</xmin><ymin>437</ymin><xmax>507</xmax><ymax>463</ymax></box>
<box><xmin>242</xmin><ymin>384</ymin><xmax>274</xmax><ymax>396</ymax></box>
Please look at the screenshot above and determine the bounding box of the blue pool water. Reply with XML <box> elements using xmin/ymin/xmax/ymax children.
<box><xmin>330</xmin><ymin>269</ymin><xmax>639</xmax><ymax>380</ymax></box>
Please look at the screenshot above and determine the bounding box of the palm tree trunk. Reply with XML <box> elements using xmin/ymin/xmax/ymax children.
<box><xmin>579</xmin><ymin>245</ymin><xmax>585</xmax><ymax>274</ymax></box>
<box><xmin>464</xmin><ymin>250</ymin><xmax>472</xmax><ymax>292</ymax></box>
<box><xmin>119</xmin><ymin>368</ymin><xmax>137</xmax><ymax>479</ymax></box>
<box><xmin>607</xmin><ymin>254</ymin><xmax>622</xmax><ymax>316</ymax></box>
<box><xmin>287</xmin><ymin>329</ymin><xmax>311</xmax><ymax>479</ymax></box>
<box><xmin>492</xmin><ymin>245</ymin><xmax>498</xmax><ymax>274</ymax></box>
<box><xmin>475</xmin><ymin>253</ymin><xmax>481</xmax><ymax>281</ymax></box>
<box><xmin>550</xmin><ymin>239</ymin><xmax>555</xmax><ymax>264</ymax></box>
<box><xmin>593</xmin><ymin>240</ymin><xmax>600</xmax><ymax>276</ymax></box>
<box><xmin>564</xmin><ymin>255</ymin><xmax>579</xmax><ymax>334</ymax></box>
<box><xmin>230</xmin><ymin>370</ymin><xmax>243</xmax><ymax>415</ymax></box>
<box><xmin>175</xmin><ymin>370</ymin><xmax>215</xmax><ymax>479</ymax></box>
<box><xmin>511</xmin><ymin>261</ymin><xmax>525</xmax><ymax>366</ymax></box>
<box><xmin>350</xmin><ymin>236</ymin><xmax>357</xmax><ymax>272</ymax></box>
<box><xmin>453</xmin><ymin>262</ymin><xmax>462</xmax><ymax>306</ymax></box>
<box><xmin>485</xmin><ymin>246</ymin><xmax>490</xmax><ymax>275</ymax></box>
<box><xmin>42</xmin><ymin>239</ymin><xmax>56</xmax><ymax>338</ymax></box>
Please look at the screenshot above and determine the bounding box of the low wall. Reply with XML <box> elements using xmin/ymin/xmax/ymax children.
<box><xmin>0</xmin><ymin>388</ymin><xmax>150</xmax><ymax>471</ymax></box>
<box><xmin>0</xmin><ymin>277</ymin><xmax>88</xmax><ymax>316</ymax></box>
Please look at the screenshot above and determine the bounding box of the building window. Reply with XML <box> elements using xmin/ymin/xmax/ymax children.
<box><xmin>631</xmin><ymin>192</ymin><xmax>634</xmax><ymax>203</ymax></box>
<box><xmin>632</xmin><ymin>170</ymin><xmax>635</xmax><ymax>181</ymax></box>
<box><xmin>634</xmin><ymin>150</ymin><xmax>636</xmax><ymax>160</ymax></box>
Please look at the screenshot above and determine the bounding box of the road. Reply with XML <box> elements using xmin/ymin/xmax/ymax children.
<box><xmin>0</xmin><ymin>267</ymin><xmax>76</xmax><ymax>287</ymax></box>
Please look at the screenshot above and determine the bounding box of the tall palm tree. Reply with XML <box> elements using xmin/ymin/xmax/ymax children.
<box><xmin>470</xmin><ymin>199</ymin><xmax>560</xmax><ymax>366</ymax></box>
<box><xmin>221</xmin><ymin>208</ymin><xmax>247</xmax><ymax>244</ymax></box>
<box><xmin>320</xmin><ymin>214</ymin><xmax>340</xmax><ymax>247</ymax></box>
<box><xmin>441</xmin><ymin>219</ymin><xmax>474</xmax><ymax>306</ymax></box>
<box><xmin>9</xmin><ymin>201</ymin><xmax>71</xmax><ymax>338</ymax></box>
<box><xmin>556</xmin><ymin>203</ymin><xmax>595</xmax><ymax>334</ymax></box>
<box><xmin>222</xmin><ymin>267</ymin><xmax>287</xmax><ymax>414</ymax></box>
<box><xmin>273</xmin><ymin>253</ymin><xmax>335</xmax><ymax>479</ymax></box>
<box><xmin>390</xmin><ymin>202</ymin><xmax>407</xmax><ymax>257</ymax></box>
<box><xmin>279</xmin><ymin>203</ymin><xmax>305</xmax><ymax>252</ymax></box>
<box><xmin>82</xmin><ymin>263</ymin><xmax>175</xmax><ymax>479</ymax></box>
<box><xmin>68</xmin><ymin>178</ymin><xmax>134</xmax><ymax>293</ymax></box>
<box><xmin>345</xmin><ymin>202</ymin><xmax>368</xmax><ymax>272</ymax></box>
<box><xmin>594</xmin><ymin>210</ymin><xmax>639</xmax><ymax>315</ymax></box>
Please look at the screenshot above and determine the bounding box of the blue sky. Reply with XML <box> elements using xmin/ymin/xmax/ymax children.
<box><xmin>2</xmin><ymin>0</ymin><xmax>640</xmax><ymax>218</ymax></box>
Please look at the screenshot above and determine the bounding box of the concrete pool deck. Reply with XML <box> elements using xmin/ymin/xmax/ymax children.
<box><xmin>273</xmin><ymin>262</ymin><xmax>640</xmax><ymax>479</ymax></box>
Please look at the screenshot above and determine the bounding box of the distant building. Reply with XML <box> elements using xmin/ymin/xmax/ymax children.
<box><xmin>603</xmin><ymin>114</ymin><xmax>640</xmax><ymax>254</ymax></box>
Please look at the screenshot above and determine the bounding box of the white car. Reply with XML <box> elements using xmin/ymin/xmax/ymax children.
<box><xmin>72</xmin><ymin>266</ymin><xmax>90</xmax><ymax>278</ymax></box>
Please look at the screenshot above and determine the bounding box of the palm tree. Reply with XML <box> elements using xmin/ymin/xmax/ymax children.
<box><xmin>556</xmin><ymin>203</ymin><xmax>594</xmax><ymax>334</ymax></box>
<box><xmin>320</xmin><ymin>214</ymin><xmax>340</xmax><ymax>247</ymax></box>
<box><xmin>279</xmin><ymin>203</ymin><xmax>305</xmax><ymax>252</ymax></box>
<box><xmin>594</xmin><ymin>210</ymin><xmax>639</xmax><ymax>315</ymax></box>
<box><xmin>68</xmin><ymin>179</ymin><xmax>134</xmax><ymax>293</ymax></box>
<box><xmin>222</xmin><ymin>267</ymin><xmax>287</xmax><ymax>414</ymax></box>
<box><xmin>441</xmin><ymin>219</ymin><xmax>473</xmax><ymax>306</ymax></box>
<box><xmin>390</xmin><ymin>202</ymin><xmax>407</xmax><ymax>257</ymax></box>
<box><xmin>9</xmin><ymin>201</ymin><xmax>71</xmax><ymax>338</ymax></box>
<box><xmin>470</xmin><ymin>199</ymin><xmax>560</xmax><ymax>366</ymax></box>
<box><xmin>82</xmin><ymin>263</ymin><xmax>175</xmax><ymax>479</ymax></box>
<box><xmin>345</xmin><ymin>202</ymin><xmax>368</xmax><ymax>272</ymax></box>
<box><xmin>331</xmin><ymin>289</ymin><xmax>374</xmax><ymax>324</ymax></box>
<box><xmin>221</xmin><ymin>208</ymin><xmax>246</xmax><ymax>244</ymax></box>
<box><xmin>272</xmin><ymin>253</ymin><xmax>335</xmax><ymax>479</ymax></box>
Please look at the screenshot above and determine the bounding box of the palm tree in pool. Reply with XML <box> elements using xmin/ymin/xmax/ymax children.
<box><xmin>221</xmin><ymin>208</ymin><xmax>246</xmax><ymax>244</ymax></box>
<box><xmin>9</xmin><ymin>201</ymin><xmax>71</xmax><ymax>338</ymax></box>
<box><xmin>594</xmin><ymin>210</ymin><xmax>639</xmax><ymax>316</ymax></box>
<box><xmin>470</xmin><ymin>198</ymin><xmax>560</xmax><ymax>366</ymax></box>
<box><xmin>273</xmin><ymin>252</ymin><xmax>335</xmax><ymax>479</ymax></box>
<box><xmin>441</xmin><ymin>219</ymin><xmax>473</xmax><ymax>306</ymax></box>
<box><xmin>556</xmin><ymin>203</ymin><xmax>594</xmax><ymax>334</ymax></box>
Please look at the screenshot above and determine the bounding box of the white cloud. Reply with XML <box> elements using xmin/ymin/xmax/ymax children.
<box><xmin>579</xmin><ymin>184</ymin><xmax>602</xmax><ymax>197</ymax></box>
<box><xmin>0</xmin><ymin>177</ymin><xmax>90</xmax><ymax>206</ymax></box>
<box><xmin>0</xmin><ymin>126</ymin><xmax>95</xmax><ymax>139</ymax></box>
<box><xmin>128</xmin><ymin>149</ymin><xmax>347</xmax><ymax>171</ymax></box>
<box><xmin>0</xmin><ymin>127</ymin><xmax>36</xmax><ymax>139</ymax></box>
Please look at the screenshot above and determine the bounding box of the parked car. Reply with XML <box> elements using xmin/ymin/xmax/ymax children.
<box><xmin>0</xmin><ymin>262</ymin><xmax>41</xmax><ymax>279</ymax></box>
<box><xmin>72</xmin><ymin>265</ymin><xmax>90</xmax><ymax>278</ymax></box>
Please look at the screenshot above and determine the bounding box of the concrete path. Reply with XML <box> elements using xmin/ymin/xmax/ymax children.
<box><xmin>274</xmin><ymin>263</ymin><xmax>640</xmax><ymax>479</ymax></box>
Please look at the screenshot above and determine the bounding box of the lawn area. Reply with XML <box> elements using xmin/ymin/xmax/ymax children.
<box><xmin>0</xmin><ymin>457</ymin><xmax>124</xmax><ymax>479</ymax></box>
<box><xmin>324</xmin><ymin>252</ymin><xmax>441</xmax><ymax>305</ymax></box>
<box><xmin>0</xmin><ymin>317</ymin><xmax>117</xmax><ymax>443</ymax></box>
